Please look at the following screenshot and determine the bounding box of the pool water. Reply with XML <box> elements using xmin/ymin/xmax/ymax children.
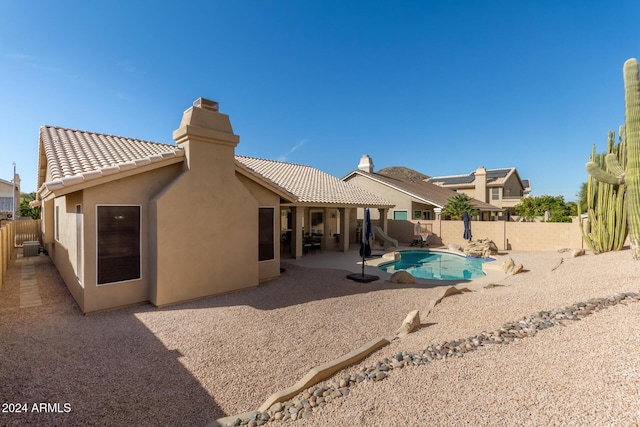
<box><xmin>379</xmin><ymin>250</ymin><xmax>489</xmax><ymax>280</ymax></box>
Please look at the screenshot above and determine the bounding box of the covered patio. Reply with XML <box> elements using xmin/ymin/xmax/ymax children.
<box><xmin>279</xmin><ymin>204</ymin><xmax>396</xmax><ymax>259</ymax></box>
<box><xmin>235</xmin><ymin>155</ymin><xmax>395</xmax><ymax>259</ymax></box>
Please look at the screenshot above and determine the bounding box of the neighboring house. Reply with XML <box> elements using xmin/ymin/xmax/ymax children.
<box><xmin>427</xmin><ymin>166</ymin><xmax>531</xmax><ymax>220</ymax></box>
<box><xmin>342</xmin><ymin>155</ymin><xmax>501</xmax><ymax>223</ymax></box>
<box><xmin>0</xmin><ymin>176</ymin><xmax>20</xmax><ymax>220</ymax></box>
<box><xmin>34</xmin><ymin>98</ymin><xmax>392</xmax><ymax>314</ymax></box>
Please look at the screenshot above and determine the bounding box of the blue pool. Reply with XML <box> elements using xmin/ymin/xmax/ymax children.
<box><xmin>379</xmin><ymin>250</ymin><xmax>490</xmax><ymax>280</ymax></box>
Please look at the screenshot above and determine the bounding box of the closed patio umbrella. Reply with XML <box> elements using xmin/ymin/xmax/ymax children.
<box><xmin>463</xmin><ymin>211</ymin><xmax>472</xmax><ymax>241</ymax></box>
<box><xmin>347</xmin><ymin>208</ymin><xmax>379</xmax><ymax>283</ymax></box>
<box><xmin>359</xmin><ymin>208</ymin><xmax>372</xmax><ymax>258</ymax></box>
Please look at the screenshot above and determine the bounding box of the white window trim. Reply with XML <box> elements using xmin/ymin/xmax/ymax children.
<box><xmin>259</xmin><ymin>206</ymin><xmax>276</xmax><ymax>263</ymax></box>
<box><xmin>95</xmin><ymin>204</ymin><xmax>142</xmax><ymax>286</ymax></box>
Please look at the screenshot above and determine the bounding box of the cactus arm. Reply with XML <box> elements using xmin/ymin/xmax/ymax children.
<box><xmin>623</xmin><ymin>58</ymin><xmax>640</xmax><ymax>259</ymax></box>
<box><xmin>586</xmin><ymin>162</ymin><xmax>625</xmax><ymax>185</ymax></box>
<box><xmin>605</xmin><ymin>153</ymin><xmax>626</xmax><ymax>178</ymax></box>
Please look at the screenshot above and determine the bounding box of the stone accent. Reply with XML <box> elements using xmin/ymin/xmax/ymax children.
<box><xmin>390</xmin><ymin>270</ymin><xmax>415</xmax><ymax>284</ymax></box>
<box><xmin>395</xmin><ymin>310</ymin><xmax>420</xmax><ymax>338</ymax></box>
<box><xmin>463</xmin><ymin>238</ymin><xmax>498</xmax><ymax>258</ymax></box>
<box><xmin>501</xmin><ymin>257</ymin><xmax>524</xmax><ymax>275</ymax></box>
<box><xmin>570</xmin><ymin>248</ymin><xmax>585</xmax><ymax>258</ymax></box>
<box><xmin>218</xmin><ymin>291</ymin><xmax>640</xmax><ymax>427</ymax></box>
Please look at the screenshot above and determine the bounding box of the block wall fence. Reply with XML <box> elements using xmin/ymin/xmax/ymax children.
<box><xmin>385</xmin><ymin>218</ymin><xmax>585</xmax><ymax>251</ymax></box>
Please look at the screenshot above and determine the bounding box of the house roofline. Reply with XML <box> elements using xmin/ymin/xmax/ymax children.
<box><xmin>344</xmin><ymin>170</ymin><xmax>446</xmax><ymax>208</ymax></box>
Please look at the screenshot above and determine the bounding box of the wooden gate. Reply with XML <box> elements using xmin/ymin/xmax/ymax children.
<box><xmin>14</xmin><ymin>219</ymin><xmax>41</xmax><ymax>246</ymax></box>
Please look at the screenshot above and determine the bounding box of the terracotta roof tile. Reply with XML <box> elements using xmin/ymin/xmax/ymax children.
<box><xmin>38</xmin><ymin>126</ymin><xmax>184</xmax><ymax>193</ymax></box>
<box><xmin>37</xmin><ymin>127</ymin><xmax>393</xmax><ymax>207</ymax></box>
<box><xmin>236</xmin><ymin>156</ymin><xmax>393</xmax><ymax>206</ymax></box>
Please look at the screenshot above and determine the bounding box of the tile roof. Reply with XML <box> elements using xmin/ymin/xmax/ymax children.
<box><xmin>236</xmin><ymin>156</ymin><xmax>394</xmax><ymax>207</ymax></box>
<box><xmin>37</xmin><ymin>126</ymin><xmax>393</xmax><ymax>207</ymax></box>
<box><xmin>345</xmin><ymin>170</ymin><xmax>501</xmax><ymax>211</ymax></box>
<box><xmin>38</xmin><ymin>126</ymin><xmax>184</xmax><ymax>194</ymax></box>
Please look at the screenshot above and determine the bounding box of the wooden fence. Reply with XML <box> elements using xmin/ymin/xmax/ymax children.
<box><xmin>14</xmin><ymin>219</ymin><xmax>41</xmax><ymax>247</ymax></box>
<box><xmin>0</xmin><ymin>221</ymin><xmax>14</xmax><ymax>288</ymax></box>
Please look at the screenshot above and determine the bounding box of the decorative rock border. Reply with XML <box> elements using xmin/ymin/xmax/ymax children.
<box><xmin>214</xmin><ymin>291</ymin><xmax>639</xmax><ymax>426</ymax></box>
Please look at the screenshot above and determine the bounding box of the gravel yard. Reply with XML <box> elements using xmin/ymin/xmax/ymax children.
<box><xmin>1</xmin><ymin>248</ymin><xmax>639</xmax><ymax>426</ymax></box>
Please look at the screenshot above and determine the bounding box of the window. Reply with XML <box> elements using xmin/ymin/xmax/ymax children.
<box><xmin>393</xmin><ymin>210</ymin><xmax>408</xmax><ymax>220</ymax></box>
<box><xmin>491</xmin><ymin>188</ymin><xmax>500</xmax><ymax>200</ymax></box>
<box><xmin>97</xmin><ymin>205</ymin><xmax>141</xmax><ymax>285</ymax></box>
<box><xmin>259</xmin><ymin>207</ymin><xmax>275</xmax><ymax>261</ymax></box>
<box><xmin>414</xmin><ymin>210</ymin><xmax>433</xmax><ymax>220</ymax></box>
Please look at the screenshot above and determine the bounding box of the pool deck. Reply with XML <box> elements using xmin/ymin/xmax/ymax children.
<box><xmin>284</xmin><ymin>244</ymin><xmax>509</xmax><ymax>288</ymax></box>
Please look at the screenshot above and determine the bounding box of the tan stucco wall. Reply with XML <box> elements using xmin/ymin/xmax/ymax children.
<box><xmin>49</xmin><ymin>193</ymin><xmax>85</xmax><ymax>311</ymax></box>
<box><xmin>344</xmin><ymin>175</ymin><xmax>418</xmax><ymax>221</ymax></box>
<box><xmin>502</xmin><ymin>174</ymin><xmax>524</xmax><ymax>198</ymax></box>
<box><xmin>150</xmin><ymin>104</ymin><xmax>260</xmax><ymax>307</ymax></box>
<box><xmin>386</xmin><ymin>218</ymin><xmax>584</xmax><ymax>251</ymax></box>
<box><xmin>151</xmin><ymin>152</ymin><xmax>259</xmax><ymax>306</ymax></box>
<box><xmin>236</xmin><ymin>173</ymin><xmax>281</xmax><ymax>282</ymax></box>
<box><xmin>47</xmin><ymin>164</ymin><xmax>183</xmax><ymax>313</ymax></box>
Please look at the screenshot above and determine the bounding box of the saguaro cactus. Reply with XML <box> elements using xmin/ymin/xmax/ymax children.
<box><xmin>581</xmin><ymin>130</ymin><xmax>627</xmax><ymax>253</ymax></box>
<box><xmin>586</xmin><ymin>58</ymin><xmax>640</xmax><ymax>259</ymax></box>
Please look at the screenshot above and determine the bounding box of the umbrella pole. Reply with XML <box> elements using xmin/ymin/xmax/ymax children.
<box><xmin>346</xmin><ymin>208</ymin><xmax>380</xmax><ymax>283</ymax></box>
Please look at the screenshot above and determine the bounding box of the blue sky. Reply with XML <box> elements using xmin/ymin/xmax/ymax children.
<box><xmin>1</xmin><ymin>1</ymin><xmax>639</xmax><ymax>201</ymax></box>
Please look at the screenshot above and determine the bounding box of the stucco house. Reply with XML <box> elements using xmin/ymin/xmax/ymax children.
<box><xmin>342</xmin><ymin>155</ymin><xmax>501</xmax><ymax>224</ymax></box>
<box><xmin>34</xmin><ymin>98</ymin><xmax>393</xmax><ymax>314</ymax></box>
<box><xmin>0</xmin><ymin>176</ymin><xmax>20</xmax><ymax>220</ymax></box>
<box><xmin>427</xmin><ymin>166</ymin><xmax>531</xmax><ymax>219</ymax></box>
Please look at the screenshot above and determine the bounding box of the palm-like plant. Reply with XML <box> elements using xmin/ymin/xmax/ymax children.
<box><xmin>442</xmin><ymin>193</ymin><xmax>479</xmax><ymax>220</ymax></box>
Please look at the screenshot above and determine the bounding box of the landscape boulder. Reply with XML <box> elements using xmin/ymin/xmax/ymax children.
<box><xmin>395</xmin><ymin>310</ymin><xmax>421</xmax><ymax>338</ymax></box>
<box><xmin>502</xmin><ymin>257</ymin><xmax>524</xmax><ymax>275</ymax></box>
<box><xmin>570</xmin><ymin>248</ymin><xmax>585</xmax><ymax>258</ymax></box>
<box><xmin>390</xmin><ymin>270</ymin><xmax>415</xmax><ymax>284</ymax></box>
<box><xmin>463</xmin><ymin>238</ymin><xmax>499</xmax><ymax>258</ymax></box>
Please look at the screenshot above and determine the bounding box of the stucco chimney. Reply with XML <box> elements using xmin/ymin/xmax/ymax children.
<box><xmin>358</xmin><ymin>154</ymin><xmax>374</xmax><ymax>173</ymax></box>
<box><xmin>474</xmin><ymin>166</ymin><xmax>488</xmax><ymax>203</ymax></box>
<box><xmin>172</xmin><ymin>97</ymin><xmax>240</xmax><ymax>175</ymax></box>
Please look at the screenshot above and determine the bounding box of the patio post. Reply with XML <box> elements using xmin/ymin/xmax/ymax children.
<box><xmin>377</xmin><ymin>208</ymin><xmax>388</xmax><ymax>233</ymax></box>
<box><xmin>291</xmin><ymin>206</ymin><xmax>305</xmax><ymax>259</ymax></box>
<box><xmin>339</xmin><ymin>208</ymin><xmax>351</xmax><ymax>252</ymax></box>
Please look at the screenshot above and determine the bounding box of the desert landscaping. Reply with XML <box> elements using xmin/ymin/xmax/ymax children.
<box><xmin>0</xmin><ymin>246</ymin><xmax>639</xmax><ymax>427</ymax></box>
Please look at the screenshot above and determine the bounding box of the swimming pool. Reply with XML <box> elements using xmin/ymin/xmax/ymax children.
<box><xmin>379</xmin><ymin>250</ymin><xmax>490</xmax><ymax>280</ymax></box>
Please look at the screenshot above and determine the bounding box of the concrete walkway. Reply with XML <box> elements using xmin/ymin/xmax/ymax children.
<box><xmin>17</xmin><ymin>255</ymin><xmax>42</xmax><ymax>308</ymax></box>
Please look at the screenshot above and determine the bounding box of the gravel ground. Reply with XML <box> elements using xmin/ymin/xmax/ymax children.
<box><xmin>0</xmin><ymin>249</ymin><xmax>639</xmax><ymax>426</ymax></box>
